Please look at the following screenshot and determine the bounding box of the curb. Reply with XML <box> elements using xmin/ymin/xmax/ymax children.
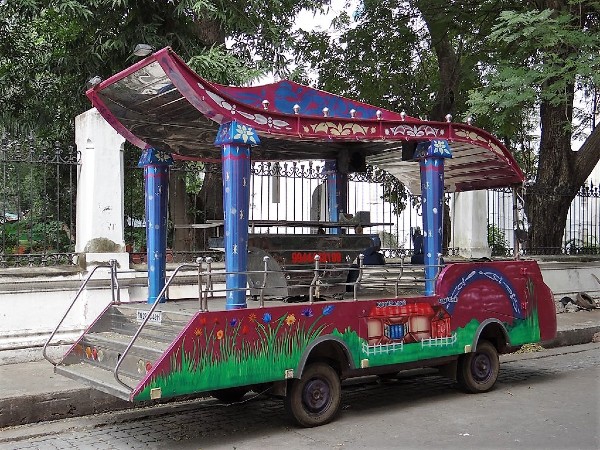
<box><xmin>0</xmin><ymin>388</ymin><xmax>131</xmax><ymax>429</ymax></box>
<box><xmin>544</xmin><ymin>325</ymin><xmax>600</xmax><ymax>349</ymax></box>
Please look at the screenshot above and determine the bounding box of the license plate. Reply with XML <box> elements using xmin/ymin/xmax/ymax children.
<box><xmin>136</xmin><ymin>310</ymin><xmax>162</xmax><ymax>324</ymax></box>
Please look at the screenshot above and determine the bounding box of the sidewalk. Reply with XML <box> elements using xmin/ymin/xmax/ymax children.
<box><xmin>1</xmin><ymin>309</ymin><xmax>599</xmax><ymax>429</ymax></box>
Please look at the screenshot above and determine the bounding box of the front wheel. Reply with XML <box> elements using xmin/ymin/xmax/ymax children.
<box><xmin>457</xmin><ymin>340</ymin><xmax>499</xmax><ymax>393</ymax></box>
<box><xmin>284</xmin><ymin>362</ymin><xmax>341</xmax><ymax>427</ymax></box>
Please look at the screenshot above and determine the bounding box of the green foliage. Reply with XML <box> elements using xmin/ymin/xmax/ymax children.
<box><xmin>487</xmin><ymin>224</ymin><xmax>510</xmax><ymax>257</ymax></box>
<box><xmin>295</xmin><ymin>2</ymin><xmax>437</xmax><ymax>116</ymax></box>
<box><xmin>0</xmin><ymin>219</ymin><xmax>70</xmax><ymax>253</ymax></box>
<box><xmin>0</xmin><ymin>0</ymin><xmax>330</xmax><ymax>143</ymax></box>
<box><xmin>468</xmin><ymin>4</ymin><xmax>600</xmax><ymax>144</ymax></box>
<box><xmin>0</xmin><ymin>222</ymin><xmax>20</xmax><ymax>251</ymax></box>
<box><xmin>187</xmin><ymin>45</ymin><xmax>265</xmax><ymax>86</ymax></box>
<box><xmin>376</xmin><ymin>167</ymin><xmax>409</xmax><ymax>216</ymax></box>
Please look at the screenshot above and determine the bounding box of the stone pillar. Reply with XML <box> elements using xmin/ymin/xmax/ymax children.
<box><xmin>415</xmin><ymin>140</ymin><xmax>452</xmax><ymax>296</ymax></box>
<box><xmin>452</xmin><ymin>191</ymin><xmax>491</xmax><ymax>259</ymax></box>
<box><xmin>138</xmin><ymin>148</ymin><xmax>173</xmax><ymax>304</ymax></box>
<box><xmin>75</xmin><ymin>108</ymin><xmax>129</xmax><ymax>269</ymax></box>
<box><xmin>215</xmin><ymin>121</ymin><xmax>259</xmax><ymax>310</ymax></box>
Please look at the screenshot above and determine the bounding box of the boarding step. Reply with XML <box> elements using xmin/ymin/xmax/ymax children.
<box><xmin>91</xmin><ymin>303</ymin><xmax>192</xmax><ymax>344</ymax></box>
<box><xmin>55</xmin><ymin>361</ymin><xmax>139</xmax><ymax>401</ymax></box>
<box><xmin>77</xmin><ymin>331</ymin><xmax>167</xmax><ymax>379</ymax></box>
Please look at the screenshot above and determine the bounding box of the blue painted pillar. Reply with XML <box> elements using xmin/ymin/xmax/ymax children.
<box><xmin>138</xmin><ymin>148</ymin><xmax>174</xmax><ymax>303</ymax></box>
<box><xmin>415</xmin><ymin>140</ymin><xmax>452</xmax><ymax>295</ymax></box>
<box><xmin>324</xmin><ymin>161</ymin><xmax>348</xmax><ymax>234</ymax></box>
<box><xmin>215</xmin><ymin>121</ymin><xmax>260</xmax><ymax>310</ymax></box>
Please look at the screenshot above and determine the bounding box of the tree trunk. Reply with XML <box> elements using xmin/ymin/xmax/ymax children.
<box><xmin>170</xmin><ymin>16</ymin><xmax>226</xmax><ymax>252</ymax></box>
<box><xmin>195</xmin><ymin>168</ymin><xmax>224</xmax><ymax>250</ymax></box>
<box><xmin>525</xmin><ymin>74</ymin><xmax>575</xmax><ymax>251</ymax></box>
<box><xmin>524</xmin><ymin>0</ymin><xmax>600</xmax><ymax>253</ymax></box>
<box><xmin>418</xmin><ymin>2</ymin><xmax>461</xmax><ymax>121</ymax></box>
<box><xmin>168</xmin><ymin>163</ymin><xmax>194</xmax><ymax>252</ymax></box>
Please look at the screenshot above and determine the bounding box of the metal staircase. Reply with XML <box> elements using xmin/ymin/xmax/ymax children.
<box><xmin>44</xmin><ymin>261</ymin><xmax>201</xmax><ymax>401</ymax></box>
<box><xmin>55</xmin><ymin>302</ymin><xmax>193</xmax><ymax>400</ymax></box>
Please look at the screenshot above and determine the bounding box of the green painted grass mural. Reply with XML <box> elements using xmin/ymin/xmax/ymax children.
<box><xmin>136</xmin><ymin>305</ymin><xmax>336</xmax><ymax>401</ymax></box>
<box><xmin>334</xmin><ymin>321</ymin><xmax>478</xmax><ymax>367</ymax></box>
<box><xmin>136</xmin><ymin>301</ymin><xmax>541</xmax><ymax>401</ymax></box>
<box><xmin>507</xmin><ymin>308</ymin><xmax>540</xmax><ymax>345</ymax></box>
<box><xmin>334</xmin><ymin>310</ymin><xmax>540</xmax><ymax>369</ymax></box>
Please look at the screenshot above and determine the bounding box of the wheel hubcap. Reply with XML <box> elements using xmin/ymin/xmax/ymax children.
<box><xmin>303</xmin><ymin>378</ymin><xmax>331</xmax><ymax>413</ymax></box>
<box><xmin>472</xmin><ymin>353</ymin><xmax>492</xmax><ymax>382</ymax></box>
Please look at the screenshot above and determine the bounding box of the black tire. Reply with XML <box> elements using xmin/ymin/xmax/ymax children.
<box><xmin>284</xmin><ymin>362</ymin><xmax>341</xmax><ymax>427</ymax></box>
<box><xmin>211</xmin><ymin>387</ymin><xmax>249</xmax><ymax>403</ymax></box>
<box><xmin>457</xmin><ymin>340</ymin><xmax>499</xmax><ymax>393</ymax></box>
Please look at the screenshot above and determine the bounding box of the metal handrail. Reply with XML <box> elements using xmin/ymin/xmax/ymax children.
<box><xmin>260</xmin><ymin>256</ymin><xmax>270</xmax><ymax>307</ymax></box>
<box><xmin>309</xmin><ymin>255</ymin><xmax>321</xmax><ymax>303</ymax></box>
<box><xmin>43</xmin><ymin>261</ymin><xmax>115</xmax><ymax>366</ymax></box>
<box><xmin>110</xmin><ymin>259</ymin><xmax>121</xmax><ymax>304</ymax></box>
<box><xmin>113</xmin><ymin>262</ymin><xmax>200</xmax><ymax>391</ymax></box>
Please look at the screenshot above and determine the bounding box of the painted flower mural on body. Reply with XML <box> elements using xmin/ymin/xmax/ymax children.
<box><xmin>136</xmin><ymin>303</ymin><xmax>344</xmax><ymax>401</ymax></box>
<box><xmin>286</xmin><ymin>314</ymin><xmax>296</xmax><ymax>326</ymax></box>
<box><xmin>301</xmin><ymin>308</ymin><xmax>313</xmax><ymax>318</ymax></box>
<box><xmin>323</xmin><ymin>305</ymin><xmax>335</xmax><ymax>316</ymax></box>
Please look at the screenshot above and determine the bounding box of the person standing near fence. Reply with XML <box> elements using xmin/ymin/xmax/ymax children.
<box><xmin>346</xmin><ymin>236</ymin><xmax>385</xmax><ymax>292</ymax></box>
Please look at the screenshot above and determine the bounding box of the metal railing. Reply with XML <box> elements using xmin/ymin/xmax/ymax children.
<box><xmin>1</xmin><ymin>133</ymin><xmax>79</xmax><ymax>267</ymax></box>
<box><xmin>43</xmin><ymin>260</ymin><xmax>118</xmax><ymax>365</ymax></box>
<box><xmin>113</xmin><ymin>261</ymin><xmax>202</xmax><ymax>391</ymax></box>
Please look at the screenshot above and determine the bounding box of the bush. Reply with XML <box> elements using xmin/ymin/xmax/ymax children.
<box><xmin>488</xmin><ymin>224</ymin><xmax>510</xmax><ymax>256</ymax></box>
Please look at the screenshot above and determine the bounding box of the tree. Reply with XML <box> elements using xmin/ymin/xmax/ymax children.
<box><xmin>469</xmin><ymin>2</ymin><xmax>600</xmax><ymax>252</ymax></box>
<box><xmin>296</xmin><ymin>0</ymin><xmax>600</xmax><ymax>253</ymax></box>
<box><xmin>1</xmin><ymin>0</ymin><xmax>331</xmax><ymax>251</ymax></box>
<box><xmin>294</xmin><ymin>0</ymin><xmax>516</xmax><ymax>251</ymax></box>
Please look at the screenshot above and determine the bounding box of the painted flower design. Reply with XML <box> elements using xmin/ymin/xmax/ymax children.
<box><xmin>155</xmin><ymin>151</ymin><xmax>171</xmax><ymax>162</ymax></box>
<box><xmin>249</xmin><ymin>313</ymin><xmax>257</xmax><ymax>323</ymax></box>
<box><xmin>285</xmin><ymin>314</ymin><xmax>296</xmax><ymax>326</ymax></box>
<box><xmin>234</xmin><ymin>124</ymin><xmax>257</xmax><ymax>144</ymax></box>
<box><xmin>199</xmin><ymin>317</ymin><xmax>207</xmax><ymax>326</ymax></box>
<box><xmin>241</xmin><ymin>325</ymin><xmax>248</xmax><ymax>335</ymax></box>
<box><xmin>230</xmin><ymin>318</ymin><xmax>238</xmax><ymax>327</ymax></box>
<box><xmin>194</xmin><ymin>328</ymin><xmax>203</xmax><ymax>337</ymax></box>
<box><xmin>216</xmin><ymin>330</ymin><xmax>224</xmax><ymax>340</ymax></box>
<box><xmin>301</xmin><ymin>308</ymin><xmax>313</xmax><ymax>318</ymax></box>
<box><xmin>323</xmin><ymin>305</ymin><xmax>335</xmax><ymax>316</ymax></box>
<box><xmin>262</xmin><ymin>312</ymin><xmax>272</xmax><ymax>324</ymax></box>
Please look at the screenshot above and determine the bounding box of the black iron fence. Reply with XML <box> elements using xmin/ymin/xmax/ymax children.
<box><xmin>488</xmin><ymin>184</ymin><xmax>600</xmax><ymax>256</ymax></box>
<box><xmin>3</xmin><ymin>133</ymin><xmax>595</xmax><ymax>268</ymax></box>
<box><xmin>122</xmin><ymin>161</ymin><xmax>600</xmax><ymax>263</ymax></box>
<box><xmin>0</xmin><ymin>134</ymin><xmax>79</xmax><ymax>267</ymax></box>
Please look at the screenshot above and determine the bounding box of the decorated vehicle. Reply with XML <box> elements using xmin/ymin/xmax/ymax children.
<box><xmin>45</xmin><ymin>47</ymin><xmax>556</xmax><ymax>428</ymax></box>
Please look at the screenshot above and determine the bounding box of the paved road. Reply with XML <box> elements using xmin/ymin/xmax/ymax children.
<box><xmin>1</xmin><ymin>344</ymin><xmax>599</xmax><ymax>450</ymax></box>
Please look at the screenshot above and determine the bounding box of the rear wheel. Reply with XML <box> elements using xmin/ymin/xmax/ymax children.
<box><xmin>457</xmin><ymin>340</ymin><xmax>499</xmax><ymax>393</ymax></box>
<box><xmin>284</xmin><ymin>362</ymin><xmax>341</xmax><ymax>427</ymax></box>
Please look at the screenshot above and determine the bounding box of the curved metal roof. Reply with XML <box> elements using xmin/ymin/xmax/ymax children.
<box><xmin>87</xmin><ymin>47</ymin><xmax>524</xmax><ymax>194</ymax></box>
